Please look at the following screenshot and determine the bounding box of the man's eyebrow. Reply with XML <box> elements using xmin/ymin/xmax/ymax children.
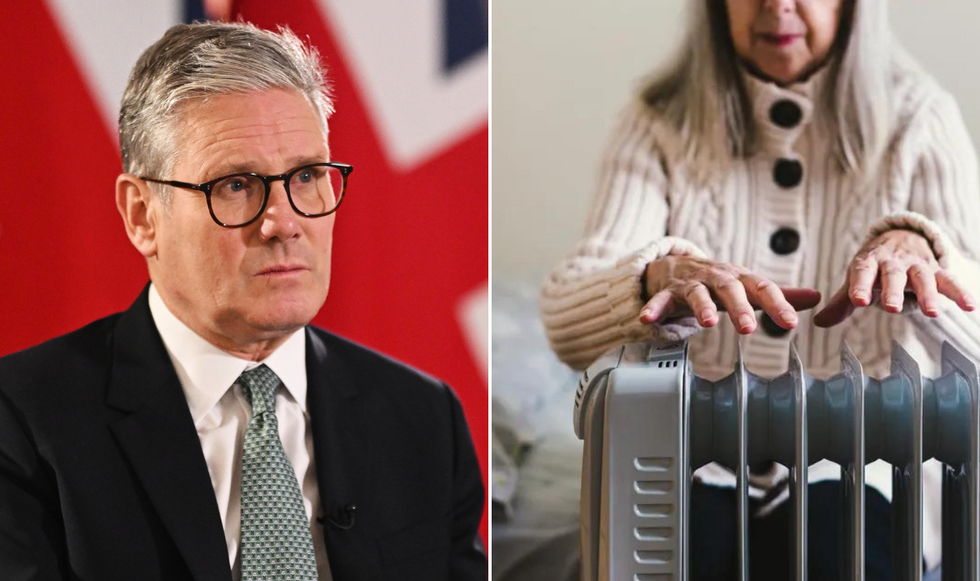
<box><xmin>207</xmin><ymin>162</ymin><xmax>256</xmax><ymax>179</ymax></box>
<box><xmin>206</xmin><ymin>155</ymin><xmax>331</xmax><ymax>180</ymax></box>
<box><xmin>288</xmin><ymin>155</ymin><xmax>331</xmax><ymax>168</ymax></box>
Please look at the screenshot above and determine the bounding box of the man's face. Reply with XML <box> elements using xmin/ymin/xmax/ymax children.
<box><xmin>148</xmin><ymin>88</ymin><xmax>335</xmax><ymax>349</ymax></box>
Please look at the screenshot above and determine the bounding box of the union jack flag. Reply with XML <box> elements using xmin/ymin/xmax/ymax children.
<box><xmin>0</xmin><ymin>0</ymin><xmax>488</xmax><ymax>542</ymax></box>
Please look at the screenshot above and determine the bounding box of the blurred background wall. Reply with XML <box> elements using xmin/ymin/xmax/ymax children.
<box><xmin>492</xmin><ymin>0</ymin><xmax>980</xmax><ymax>281</ymax></box>
<box><xmin>0</xmin><ymin>0</ymin><xmax>487</xmax><ymax>541</ymax></box>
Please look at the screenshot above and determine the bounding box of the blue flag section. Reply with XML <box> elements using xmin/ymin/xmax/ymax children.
<box><xmin>444</xmin><ymin>0</ymin><xmax>488</xmax><ymax>72</ymax></box>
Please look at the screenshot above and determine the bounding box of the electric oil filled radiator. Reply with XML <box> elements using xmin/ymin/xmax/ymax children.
<box><xmin>574</xmin><ymin>339</ymin><xmax>980</xmax><ymax>581</ymax></box>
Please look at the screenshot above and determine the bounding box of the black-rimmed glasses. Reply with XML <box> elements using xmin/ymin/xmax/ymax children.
<box><xmin>140</xmin><ymin>162</ymin><xmax>353</xmax><ymax>228</ymax></box>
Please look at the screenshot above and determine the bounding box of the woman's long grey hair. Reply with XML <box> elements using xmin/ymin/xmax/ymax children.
<box><xmin>642</xmin><ymin>0</ymin><xmax>906</xmax><ymax>187</ymax></box>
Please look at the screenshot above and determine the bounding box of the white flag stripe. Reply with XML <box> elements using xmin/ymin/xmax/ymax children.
<box><xmin>319</xmin><ymin>0</ymin><xmax>488</xmax><ymax>169</ymax></box>
<box><xmin>44</xmin><ymin>0</ymin><xmax>180</xmax><ymax>138</ymax></box>
<box><xmin>458</xmin><ymin>283</ymin><xmax>489</xmax><ymax>386</ymax></box>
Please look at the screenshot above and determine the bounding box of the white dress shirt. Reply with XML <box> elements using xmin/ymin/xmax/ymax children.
<box><xmin>148</xmin><ymin>284</ymin><xmax>331</xmax><ymax>580</ymax></box>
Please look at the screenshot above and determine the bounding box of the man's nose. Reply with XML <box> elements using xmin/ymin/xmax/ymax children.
<box><xmin>258</xmin><ymin>180</ymin><xmax>302</xmax><ymax>241</ymax></box>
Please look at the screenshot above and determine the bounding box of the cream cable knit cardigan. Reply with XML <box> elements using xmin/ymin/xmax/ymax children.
<box><xmin>541</xmin><ymin>68</ymin><xmax>980</xmax><ymax>377</ymax></box>
<box><xmin>540</xmin><ymin>66</ymin><xmax>980</xmax><ymax>568</ymax></box>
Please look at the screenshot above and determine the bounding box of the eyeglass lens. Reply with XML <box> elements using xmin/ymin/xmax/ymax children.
<box><xmin>210</xmin><ymin>165</ymin><xmax>344</xmax><ymax>226</ymax></box>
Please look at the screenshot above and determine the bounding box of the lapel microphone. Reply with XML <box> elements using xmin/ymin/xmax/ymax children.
<box><xmin>323</xmin><ymin>503</ymin><xmax>356</xmax><ymax>530</ymax></box>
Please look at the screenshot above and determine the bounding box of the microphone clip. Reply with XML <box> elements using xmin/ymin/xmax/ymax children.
<box><xmin>325</xmin><ymin>503</ymin><xmax>356</xmax><ymax>530</ymax></box>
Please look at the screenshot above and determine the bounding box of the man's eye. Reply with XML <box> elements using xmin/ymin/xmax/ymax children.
<box><xmin>297</xmin><ymin>170</ymin><xmax>313</xmax><ymax>183</ymax></box>
<box><xmin>217</xmin><ymin>177</ymin><xmax>254</xmax><ymax>195</ymax></box>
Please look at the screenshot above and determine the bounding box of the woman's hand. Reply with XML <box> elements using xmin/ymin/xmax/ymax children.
<box><xmin>639</xmin><ymin>255</ymin><xmax>822</xmax><ymax>334</ymax></box>
<box><xmin>813</xmin><ymin>229</ymin><xmax>976</xmax><ymax>327</ymax></box>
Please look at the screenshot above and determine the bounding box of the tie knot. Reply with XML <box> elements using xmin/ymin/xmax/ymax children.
<box><xmin>237</xmin><ymin>364</ymin><xmax>282</xmax><ymax>416</ymax></box>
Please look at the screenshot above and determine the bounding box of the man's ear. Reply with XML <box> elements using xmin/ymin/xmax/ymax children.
<box><xmin>116</xmin><ymin>174</ymin><xmax>160</xmax><ymax>259</ymax></box>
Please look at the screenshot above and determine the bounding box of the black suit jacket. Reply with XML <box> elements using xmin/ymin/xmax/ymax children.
<box><xmin>0</xmin><ymin>287</ymin><xmax>487</xmax><ymax>580</ymax></box>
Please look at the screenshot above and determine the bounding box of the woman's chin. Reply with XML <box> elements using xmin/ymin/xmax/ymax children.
<box><xmin>746</xmin><ymin>53</ymin><xmax>813</xmax><ymax>86</ymax></box>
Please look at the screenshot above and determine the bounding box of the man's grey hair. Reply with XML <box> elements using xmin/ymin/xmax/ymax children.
<box><xmin>119</xmin><ymin>22</ymin><xmax>333</xmax><ymax>201</ymax></box>
<box><xmin>641</xmin><ymin>0</ymin><xmax>912</xmax><ymax>188</ymax></box>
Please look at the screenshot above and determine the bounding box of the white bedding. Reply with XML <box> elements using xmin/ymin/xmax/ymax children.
<box><xmin>492</xmin><ymin>281</ymin><xmax>582</xmax><ymax>581</ymax></box>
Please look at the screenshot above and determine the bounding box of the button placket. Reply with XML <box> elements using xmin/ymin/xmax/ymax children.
<box><xmin>755</xmin><ymin>96</ymin><xmax>807</xmax><ymax>341</ymax></box>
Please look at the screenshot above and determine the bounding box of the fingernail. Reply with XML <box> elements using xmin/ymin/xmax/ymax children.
<box><xmin>738</xmin><ymin>314</ymin><xmax>754</xmax><ymax>331</ymax></box>
<box><xmin>885</xmin><ymin>296</ymin><xmax>901</xmax><ymax>310</ymax></box>
<box><xmin>640</xmin><ymin>309</ymin><xmax>652</xmax><ymax>319</ymax></box>
<box><xmin>780</xmin><ymin>310</ymin><xmax>797</xmax><ymax>325</ymax></box>
<box><xmin>700</xmin><ymin>309</ymin><xmax>715</xmax><ymax>323</ymax></box>
<box><xmin>852</xmin><ymin>291</ymin><xmax>868</xmax><ymax>303</ymax></box>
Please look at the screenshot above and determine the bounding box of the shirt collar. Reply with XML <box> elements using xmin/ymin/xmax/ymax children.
<box><xmin>740</xmin><ymin>65</ymin><xmax>831</xmax><ymax>155</ymax></box>
<box><xmin>147</xmin><ymin>283</ymin><xmax>308</xmax><ymax>424</ymax></box>
<box><xmin>741</xmin><ymin>64</ymin><xmax>828</xmax><ymax>101</ymax></box>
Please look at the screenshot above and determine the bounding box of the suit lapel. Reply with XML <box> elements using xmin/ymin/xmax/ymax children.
<box><xmin>305</xmin><ymin>329</ymin><xmax>382</xmax><ymax>579</ymax></box>
<box><xmin>106</xmin><ymin>287</ymin><xmax>232</xmax><ymax>581</ymax></box>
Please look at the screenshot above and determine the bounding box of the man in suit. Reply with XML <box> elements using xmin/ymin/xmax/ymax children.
<box><xmin>0</xmin><ymin>22</ymin><xmax>486</xmax><ymax>581</ymax></box>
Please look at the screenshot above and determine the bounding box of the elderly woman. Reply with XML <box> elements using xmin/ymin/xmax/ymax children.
<box><xmin>541</xmin><ymin>0</ymin><xmax>980</xmax><ymax>577</ymax></box>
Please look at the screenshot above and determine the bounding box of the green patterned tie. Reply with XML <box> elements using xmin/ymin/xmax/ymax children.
<box><xmin>238</xmin><ymin>364</ymin><xmax>318</xmax><ymax>581</ymax></box>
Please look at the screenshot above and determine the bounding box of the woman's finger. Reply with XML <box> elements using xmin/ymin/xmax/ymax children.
<box><xmin>681</xmin><ymin>282</ymin><xmax>719</xmax><ymax>327</ymax></box>
<box><xmin>847</xmin><ymin>254</ymin><xmax>878</xmax><ymax>306</ymax></box>
<box><xmin>906</xmin><ymin>263</ymin><xmax>939</xmax><ymax>317</ymax></box>
<box><xmin>936</xmin><ymin>269</ymin><xmax>978</xmax><ymax>312</ymax></box>
<box><xmin>639</xmin><ymin>289</ymin><xmax>677</xmax><ymax>323</ymax></box>
<box><xmin>709</xmin><ymin>274</ymin><xmax>756</xmax><ymax>334</ymax></box>
<box><xmin>740</xmin><ymin>274</ymin><xmax>797</xmax><ymax>329</ymax></box>
<box><xmin>878</xmin><ymin>260</ymin><xmax>908</xmax><ymax>313</ymax></box>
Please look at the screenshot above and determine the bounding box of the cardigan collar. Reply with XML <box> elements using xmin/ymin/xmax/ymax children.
<box><xmin>741</xmin><ymin>65</ymin><xmax>831</xmax><ymax>155</ymax></box>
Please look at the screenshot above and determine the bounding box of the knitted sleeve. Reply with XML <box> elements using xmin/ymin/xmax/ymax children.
<box><xmin>539</xmin><ymin>102</ymin><xmax>708</xmax><ymax>370</ymax></box>
<box><xmin>864</xmin><ymin>89</ymin><xmax>980</xmax><ymax>359</ymax></box>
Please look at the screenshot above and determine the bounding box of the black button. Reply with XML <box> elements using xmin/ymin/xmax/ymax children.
<box><xmin>769</xmin><ymin>227</ymin><xmax>800</xmax><ymax>255</ymax></box>
<box><xmin>760</xmin><ymin>313</ymin><xmax>791</xmax><ymax>338</ymax></box>
<box><xmin>773</xmin><ymin>159</ymin><xmax>803</xmax><ymax>188</ymax></box>
<box><xmin>769</xmin><ymin>99</ymin><xmax>802</xmax><ymax>128</ymax></box>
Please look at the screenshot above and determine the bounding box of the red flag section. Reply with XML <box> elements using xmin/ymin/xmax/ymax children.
<box><xmin>0</xmin><ymin>0</ymin><xmax>147</xmax><ymax>353</ymax></box>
